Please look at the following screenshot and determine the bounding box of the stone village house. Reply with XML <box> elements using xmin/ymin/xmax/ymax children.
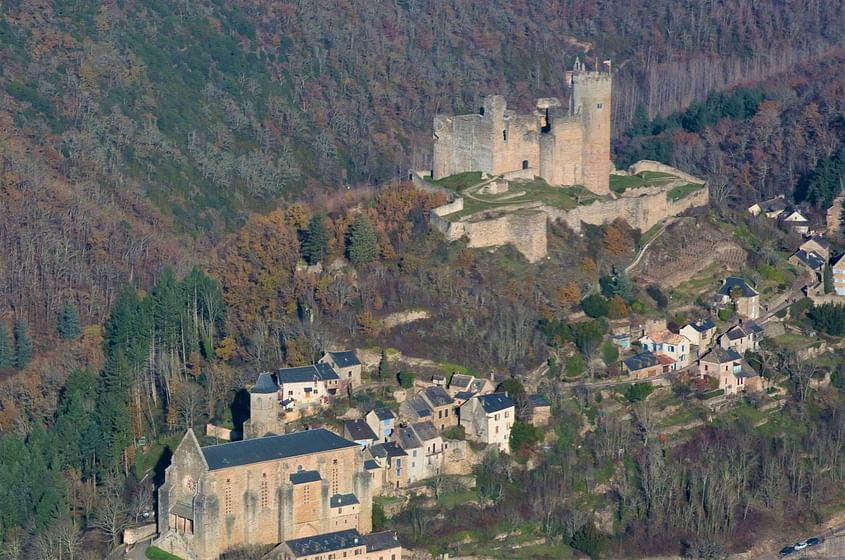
<box><xmin>460</xmin><ymin>393</ymin><xmax>515</xmax><ymax>453</ymax></box>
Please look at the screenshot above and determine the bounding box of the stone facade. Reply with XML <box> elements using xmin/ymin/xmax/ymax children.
<box><xmin>154</xmin><ymin>429</ymin><xmax>372</xmax><ymax>560</ymax></box>
<box><xmin>432</xmin><ymin>60</ymin><xmax>611</xmax><ymax>195</ymax></box>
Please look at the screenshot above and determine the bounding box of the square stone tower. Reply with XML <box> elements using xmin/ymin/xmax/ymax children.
<box><xmin>570</xmin><ymin>59</ymin><xmax>612</xmax><ymax>195</ymax></box>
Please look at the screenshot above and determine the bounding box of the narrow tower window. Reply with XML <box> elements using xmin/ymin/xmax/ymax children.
<box><xmin>522</xmin><ymin>160</ymin><xmax>529</xmax><ymax>170</ymax></box>
<box><xmin>260</xmin><ymin>473</ymin><xmax>269</xmax><ymax>509</ymax></box>
<box><xmin>224</xmin><ymin>479</ymin><xmax>233</xmax><ymax>514</ymax></box>
<box><xmin>502</xmin><ymin>130</ymin><xmax>507</xmax><ymax>141</ymax></box>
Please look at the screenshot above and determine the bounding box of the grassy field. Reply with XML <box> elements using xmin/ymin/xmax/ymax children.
<box><xmin>770</xmin><ymin>332</ymin><xmax>822</xmax><ymax>351</ymax></box>
<box><xmin>610</xmin><ymin>171</ymin><xmax>678</xmax><ymax>194</ymax></box>
<box><xmin>444</xmin><ymin>177</ymin><xmax>599</xmax><ymax>221</ymax></box>
<box><xmin>427</xmin><ymin>171</ymin><xmax>484</xmax><ymax>191</ymax></box>
<box><xmin>667</xmin><ymin>182</ymin><xmax>706</xmax><ymax>201</ymax></box>
<box><xmin>146</xmin><ymin>547</ymin><xmax>183</xmax><ymax>560</ymax></box>
<box><xmin>668</xmin><ymin>260</ymin><xmax>725</xmax><ymax>303</ymax></box>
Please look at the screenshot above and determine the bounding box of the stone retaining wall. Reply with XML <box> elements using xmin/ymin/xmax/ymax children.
<box><xmin>426</xmin><ymin>161</ymin><xmax>708</xmax><ymax>262</ymax></box>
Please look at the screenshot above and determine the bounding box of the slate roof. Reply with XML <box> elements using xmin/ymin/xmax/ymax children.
<box><xmin>702</xmin><ymin>347</ymin><xmax>741</xmax><ymax>364</ymax></box>
<box><xmin>411</xmin><ymin>421</ymin><xmax>440</xmax><ymax>442</ymax></box>
<box><xmin>725</xmin><ymin>321</ymin><xmax>764</xmax><ymax>341</ymax></box>
<box><xmin>251</xmin><ymin>371</ymin><xmax>279</xmax><ymax>394</ymax></box>
<box><xmin>363</xmin><ymin>459</ymin><xmax>380</xmax><ymax>470</ymax></box>
<box><xmin>686</xmin><ymin>319</ymin><xmax>716</xmax><ymax>333</ymax></box>
<box><xmin>455</xmin><ymin>391</ymin><xmax>474</xmax><ymax>401</ymax></box>
<box><xmin>330</xmin><ymin>493</ymin><xmax>359</xmax><ymax>508</ymax></box>
<box><xmin>328</xmin><ymin>351</ymin><xmax>360</xmax><ymax>367</ymax></box>
<box><xmin>395</xmin><ymin>426</ymin><xmax>423</xmax><ymax>450</ymax></box>
<box><xmin>792</xmin><ymin>249</ymin><xmax>825</xmax><ymax>271</ymax></box>
<box><xmin>406</xmin><ymin>398</ymin><xmax>432</xmax><ymax>417</ymax></box>
<box><xmin>449</xmin><ymin>374</ymin><xmax>474</xmax><ymax>390</ymax></box>
<box><xmin>362</xmin><ymin>531</ymin><xmax>401</xmax><ymax>552</ymax></box>
<box><xmin>737</xmin><ymin>361</ymin><xmax>760</xmax><ymax>379</ymax></box>
<box><xmin>289</xmin><ymin>470</ymin><xmax>321</xmax><ymax>485</ymax></box>
<box><xmin>477</xmin><ymin>393</ymin><xmax>514</xmax><ymax>414</ymax></box>
<box><xmin>623</xmin><ymin>351</ymin><xmax>660</xmax><ymax>371</ymax></box>
<box><xmin>758</xmin><ymin>197</ymin><xmax>787</xmax><ymax>213</ymax></box>
<box><xmin>370</xmin><ymin>407</ymin><xmax>396</xmax><ymax>421</ymax></box>
<box><xmin>717</xmin><ymin>277</ymin><xmax>758</xmax><ymax>298</ymax></box>
<box><xmin>805</xmin><ymin>235</ymin><xmax>830</xmax><ymax>250</ymax></box>
<box><xmin>370</xmin><ymin>442</ymin><xmax>407</xmax><ymax>459</ymax></box>
<box><xmin>528</xmin><ymin>394</ymin><xmax>550</xmax><ymax>407</ymax></box>
<box><xmin>469</xmin><ymin>379</ymin><xmax>489</xmax><ymax>393</ymax></box>
<box><xmin>344</xmin><ymin>419</ymin><xmax>377</xmax><ymax>441</ymax></box>
<box><xmin>422</xmin><ymin>386</ymin><xmax>454</xmax><ymax>408</ymax></box>
<box><xmin>277</xmin><ymin>363</ymin><xmax>339</xmax><ymax>384</ymax></box>
<box><xmin>201</xmin><ymin>428</ymin><xmax>357</xmax><ymax>470</ymax></box>
<box><xmin>284</xmin><ymin>529</ymin><xmax>363</xmax><ymax>557</ymax></box>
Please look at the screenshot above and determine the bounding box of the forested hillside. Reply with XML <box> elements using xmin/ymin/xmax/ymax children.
<box><xmin>2</xmin><ymin>0</ymin><xmax>845</xmax><ymax>337</ymax></box>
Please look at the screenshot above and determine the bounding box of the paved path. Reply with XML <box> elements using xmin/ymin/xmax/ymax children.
<box><xmin>625</xmin><ymin>218</ymin><xmax>675</xmax><ymax>274</ymax></box>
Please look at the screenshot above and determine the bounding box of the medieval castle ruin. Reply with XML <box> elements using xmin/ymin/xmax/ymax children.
<box><xmin>433</xmin><ymin>59</ymin><xmax>612</xmax><ymax>195</ymax></box>
<box><xmin>421</xmin><ymin>60</ymin><xmax>709</xmax><ymax>262</ymax></box>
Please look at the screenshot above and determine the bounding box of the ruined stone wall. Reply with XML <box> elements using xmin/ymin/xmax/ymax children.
<box><xmin>549</xmin><ymin>184</ymin><xmax>708</xmax><ymax>233</ymax></box>
<box><xmin>539</xmin><ymin>116</ymin><xmax>584</xmax><ymax>187</ymax></box>
<box><xmin>492</xmin><ymin>112</ymin><xmax>540</xmax><ymax>175</ymax></box>
<box><xmin>628</xmin><ymin>160</ymin><xmax>704</xmax><ymax>184</ymax></box>
<box><xmin>462</xmin><ymin>209</ymin><xmax>547</xmax><ymax>262</ymax></box>
<box><xmin>432</xmin><ymin>114</ymin><xmax>492</xmax><ymax>179</ymax></box>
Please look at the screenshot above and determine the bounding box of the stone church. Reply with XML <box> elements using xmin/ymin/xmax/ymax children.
<box><xmin>432</xmin><ymin>59</ymin><xmax>612</xmax><ymax>194</ymax></box>
<box><xmin>154</xmin><ymin>428</ymin><xmax>373</xmax><ymax>560</ymax></box>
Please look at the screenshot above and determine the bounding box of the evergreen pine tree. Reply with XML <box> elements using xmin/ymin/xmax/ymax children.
<box><xmin>0</xmin><ymin>323</ymin><xmax>13</xmax><ymax>371</ymax></box>
<box><xmin>347</xmin><ymin>214</ymin><xmax>379</xmax><ymax>264</ymax></box>
<box><xmin>303</xmin><ymin>213</ymin><xmax>329</xmax><ymax>265</ymax></box>
<box><xmin>378</xmin><ymin>349</ymin><xmax>388</xmax><ymax>380</ymax></box>
<box><xmin>57</xmin><ymin>304</ymin><xmax>82</xmax><ymax>340</ymax></box>
<box><xmin>14</xmin><ymin>318</ymin><xmax>33</xmax><ymax>369</ymax></box>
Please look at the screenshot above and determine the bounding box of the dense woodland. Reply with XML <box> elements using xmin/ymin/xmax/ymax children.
<box><xmin>5</xmin><ymin>0</ymin><xmax>845</xmax><ymax>558</ymax></box>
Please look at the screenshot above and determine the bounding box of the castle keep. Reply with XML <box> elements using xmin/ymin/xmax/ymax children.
<box><xmin>433</xmin><ymin>59</ymin><xmax>612</xmax><ymax>194</ymax></box>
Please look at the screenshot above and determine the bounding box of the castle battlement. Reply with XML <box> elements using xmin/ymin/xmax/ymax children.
<box><xmin>432</xmin><ymin>60</ymin><xmax>612</xmax><ymax>195</ymax></box>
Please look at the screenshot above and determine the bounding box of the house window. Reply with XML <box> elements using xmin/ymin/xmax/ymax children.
<box><xmin>224</xmin><ymin>479</ymin><xmax>233</xmax><ymax>514</ymax></box>
<box><xmin>494</xmin><ymin>413</ymin><xmax>500</xmax><ymax>421</ymax></box>
<box><xmin>495</xmin><ymin>425</ymin><xmax>499</xmax><ymax>434</ymax></box>
<box><xmin>597</xmin><ymin>103</ymin><xmax>603</xmax><ymax>109</ymax></box>
<box><xmin>260</xmin><ymin>474</ymin><xmax>269</xmax><ymax>509</ymax></box>
<box><xmin>505</xmin><ymin>411</ymin><xmax>509</xmax><ymax>418</ymax></box>
<box><xmin>348</xmin><ymin>371</ymin><xmax>352</xmax><ymax>377</ymax></box>
<box><xmin>522</xmin><ymin>159</ymin><xmax>529</xmax><ymax>170</ymax></box>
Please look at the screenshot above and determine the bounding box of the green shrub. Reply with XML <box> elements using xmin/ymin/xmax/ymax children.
<box><xmin>509</xmin><ymin>421</ymin><xmax>540</xmax><ymax>452</ymax></box>
<box><xmin>581</xmin><ymin>294</ymin><xmax>610</xmax><ymax>318</ymax></box>
<box><xmin>625</xmin><ymin>382</ymin><xmax>654</xmax><ymax>402</ymax></box>
<box><xmin>718</xmin><ymin>308</ymin><xmax>733</xmax><ymax>322</ymax></box>
<box><xmin>566</xmin><ymin>355</ymin><xmax>584</xmax><ymax>377</ymax></box>
<box><xmin>372</xmin><ymin>501</ymin><xmax>387</xmax><ymax>530</ymax></box>
<box><xmin>570</xmin><ymin>522</ymin><xmax>607</xmax><ymax>560</ymax></box>
<box><xmin>398</xmin><ymin>371</ymin><xmax>415</xmax><ymax>388</ymax></box>
<box><xmin>442</xmin><ymin>425</ymin><xmax>466</xmax><ymax>440</ymax></box>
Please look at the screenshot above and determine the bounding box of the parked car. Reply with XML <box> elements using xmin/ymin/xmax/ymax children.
<box><xmin>794</xmin><ymin>541</ymin><xmax>808</xmax><ymax>551</ymax></box>
<box><xmin>806</xmin><ymin>536</ymin><xmax>823</xmax><ymax>547</ymax></box>
<box><xmin>778</xmin><ymin>546</ymin><xmax>794</xmax><ymax>557</ymax></box>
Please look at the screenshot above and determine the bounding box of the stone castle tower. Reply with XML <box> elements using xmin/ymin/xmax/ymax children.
<box><xmin>432</xmin><ymin>59</ymin><xmax>612</xmax><ymax>195</ymax></box>
<box><xmin>243</xmin><ymin>372</ymin><xmax>284</xmax><ymax>439</ymax></box>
